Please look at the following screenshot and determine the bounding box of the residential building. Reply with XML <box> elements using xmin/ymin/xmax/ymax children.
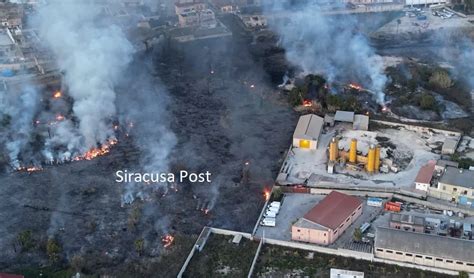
<box><xmin>429</xmin><ymin>166</ymin><xmax>474</xmax><ymax>206</ymax></box>
<box><xmin>389</xmin><ymin>213</ymin><xmax>425</xmax><ymax>233</ymax></box>
<box><xmin>292</xmin><ymin>191</ymin><xmax>362</xmax><ymax>245</ymax></box>
<box><xmin>414</xmin><ymin>160</ymin><xmax>435</xmax><ymax>191</ymax></box>
<box><xmin>375</xmin><ymin>227</ymin><xmax>474</xmax><ymax>273</ymax></box>
<box><xmin>292</xmin><ymin>114</ymin><xmax>324</xmax><ymax>150</ymax></box>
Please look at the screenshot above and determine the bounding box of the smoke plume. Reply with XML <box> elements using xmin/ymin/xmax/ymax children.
<box><xmin>265</xmin><ymin>1</ymin><xmax>388</xmax><ymax>103</ymax></box>
<box><xmin>35</xmin><ymin>1</ymin><xmax>134</xmax><ymax>156</ymax></box>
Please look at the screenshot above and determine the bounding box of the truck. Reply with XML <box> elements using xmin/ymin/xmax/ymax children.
<box><xmin>266</xmin><ymin>206</ymin><xmax>280</xmax><ymax>214</ymax></box>
<box><xmin>264</xmin><ymin>210</ymin><xmax>277</xmax><ymax>218</ymax></box>
<box><xmin>269</xmin><ymin>201</ymin><xmax>281</xmax><ymax>208</ymax></box>
<box><xmin>261</xmin><ymin>217</ymin><xmax>276</xmax><ymax>227</ymax></box>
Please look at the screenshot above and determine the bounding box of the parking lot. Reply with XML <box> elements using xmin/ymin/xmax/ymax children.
<box><xmin>255</xmin><ymin>192</ymin><xmax>384</xmax><ymax>251</ymax></box>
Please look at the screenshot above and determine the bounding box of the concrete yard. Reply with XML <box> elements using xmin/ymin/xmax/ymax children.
<box><xmin>255</xmin><ymin>193</ymin><xmax>383</xmax><ymax>250</ymax></box>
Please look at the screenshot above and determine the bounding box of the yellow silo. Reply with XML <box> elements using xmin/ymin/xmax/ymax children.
<box><xmin>375</xmin><ymin>145</ymin><xmax>381</xmax><ymax>172</ymax></box>
<box><xmin>349</xmin><ymin>139</ymin><xmax>357</xmax><ymax>164</ymax></box>
<box><xmin>329</xmin><ymin>137</ymin><xmax>338</xmax><ymax>162</ymax></box>
<box><xmin>366</xmin><ymin>145</ymin><xmax>376</xmax><ymax>173</ymax></box>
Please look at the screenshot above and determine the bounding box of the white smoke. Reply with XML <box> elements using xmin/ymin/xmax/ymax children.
<box><xmin>265</xmin><ymin>1</ymin><xmax>388</xmax><ymax>103</ymax></box>
<box><xmin>35</xmin><ymin>1</ymin><xmax>134</xmax><ymax>156</ymax></box>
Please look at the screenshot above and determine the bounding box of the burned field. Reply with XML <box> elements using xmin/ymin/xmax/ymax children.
<box><xmin>0</xmin><ymin>30</ymin><xmax>296</xmax><ymax>276</ymax></box>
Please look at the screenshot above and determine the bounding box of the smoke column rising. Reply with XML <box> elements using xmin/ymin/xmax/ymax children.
<box><xmin>265</xmin><ymin>1</ymin><xmax>388</xmax><ymax>103</ymax></box>
<box><xmin>35</xmin><ymin>1</ymin><xmax>134</xmax><ymax>156</ymax></box>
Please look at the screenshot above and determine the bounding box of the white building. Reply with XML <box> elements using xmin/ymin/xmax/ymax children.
<box><xmin>292</xmin><ymin>114</ymin><xmax>324</xmax><ymax>150</ymax></box>
<box><xmin>414</xmin><ymin>160</ymin><xmax>435</xmax><ymax>191</ymax></box>
<box><xmin>330</xmin><ymin>268</ymin><xmax>364</xmax><ymax>278</ymax></box>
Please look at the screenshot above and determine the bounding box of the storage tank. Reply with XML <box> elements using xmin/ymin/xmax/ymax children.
<box><xmin>329</xmin><ymin>137</ymin><xmax>338</xmax><ymax>162</ymax></box>
<box><xmin>375</xmin><ymin>145</ymin><xmax>381</xmax><ymax>172</ymax></box>
<box><xmin>366</xmin><ymin>144</ymin><xmax>375</xmax><ymax>173</ymax></box>
<box><xmin>349</xmin><ymin>139</ymin><xmax>357</xmax><ymax>163</ymax></box>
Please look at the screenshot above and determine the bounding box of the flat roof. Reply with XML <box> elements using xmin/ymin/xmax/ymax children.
<box><xmin>442</xmin><ymin>137</ymin><xmax>459</xmax><ymax>151</ymax></box>
<box><xmin>303</xmin><ymin>191</ymin><xmax>362</xmax><ymax>230</ymax></box>
<box><xmin>414</xmin><ymin>160</ymin><xmax>435</xmax><ymax>184</ymax></box>
<box><xmin>439</xmin><ymin>167</ymin><xmax>474</xmax><ymax>189</ymax></box>
<box><xmin>375</xmin><ymin>227</ymin><xmax>474</xmax><ymax>263</ymax></box>
<box><xmin>334</xmin><ymin>111</ymin><xmax>355</xmax><ymax>122</ymax></box>
<box><xmin>353</xmin><ymin>114</ymin><xmax>369</xmax><ymax>130</ymax></box>
<box><xmin>293</xmin><ymin>114</ymin><xmax>324</xmax><ymax>141</ymax></box>
<box><xmin>436</xmin><ymin>160</ymin><xmax>459</xmax><ymax>168</ymax></box>
<box><xmin>390</xmin><ymin>213</ymin><xmax>424</xmax><ymax>226</ymax></box>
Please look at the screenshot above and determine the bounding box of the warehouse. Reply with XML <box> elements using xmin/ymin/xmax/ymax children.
<box><xmin>375</xmin><ymin>227</ymin><xmax>474</xmax><ymax>273</ymax></box>
<box><xmin>292</xmin><ymin>191</ymin><xmax>362</xmax><ymax>245</ymax></box>
<box><xmin>389</xmin><ymin>213</ymin><xmax>425</xmax><ymax>233</ymax></box>
<box><xmin>429</xmin><ymin>166</ymin><xmax>474</xmax><ymax>206</ymax></box>
<box><xmin>292</xmin><ymin>114</ymin><xmax>324</xmax><ymax>150</ymax></box>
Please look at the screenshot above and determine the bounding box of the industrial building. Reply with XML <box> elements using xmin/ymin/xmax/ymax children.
<box><xmin>375</xmin><ymin>227</ymin><xmax>474</xmax><ymax>273</ymax></box>
<box><xmin>429</xmin><ymin>166</ymin><xmax>474</xmax><ymax>206</ymax></box>
<box><xmin>292</xmin><ymin>114</ymin><xmax>324</xmax><ymax>150</ymax></box>
<box><xmin>292</xmin><ymin>191</ymin><xmax>362</xmax><ymax>245</ymax></box>
<box><xmin>389</xmin><ymin>213</ymin><xmax>425</xmax><ymax>233</ymax></box>
<box><xmin>414</xmin><ymin>160</ymin><xmax>435</xmax><ymax>191</ymax></box>
<box><xmin>441</xmin><ymin>137</ymin><xmax>460</xmax><ymax>155</ymax></box>
<box><xmin>327</xmin><ymin>137</ymin><xmax>381</xmax><ymax>174</ymax></box>
<box><xmin>333</xmin><ymin>111</ymin><xmax>369</xmax><ymax>131</ymax></box>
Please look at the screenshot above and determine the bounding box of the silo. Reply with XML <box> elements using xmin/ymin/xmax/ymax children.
<box><xmin>366</xmin><ymin>144</ymin><xmax>376</xmax><ymax>173</ymax></box>
<box><xmin>375</xmin><ymin>145</ymin><xmax>381</xmax><ymax>172</ymax></box>
<box><xmin>349</xmin><ymin>139</ymin><xmax>357</xmax><ymax>163</ymax></box>
<box><xmin>329</xmin><ymin>137</ymin><xmax>338</xmax><ymax>162</ymax></box>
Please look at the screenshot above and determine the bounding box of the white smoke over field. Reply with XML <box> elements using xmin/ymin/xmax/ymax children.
<box><xmin>265</xmin><ymin>1</ymin><xmax>388</xmax><ymax>103</ymax></box>
<box><xmin>35</xmin><ymin>1</ymin><xmax>133</xmax><ymax>157</ymax></box>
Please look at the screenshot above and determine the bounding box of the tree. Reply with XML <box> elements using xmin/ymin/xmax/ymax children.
<box><xmin>419</xmin><ymin>93</ymin><xmax>436</xmax><ymax>110</ymax></box>
<box><xmin>17</xmin><ymin>230</ymin><xmax>35</xmax><ymax>252</ymax></box>
<box><xmin>429</xmin><ymin>70</ymin><xmax>453</xmax><ymax>89</ymax></box>
<box><xmin>46</xmin><ymin>238</ymin><xmax>61</xmax><ymax>263</ymax></box>
<box><xmin>458</xmin><ymin>271</ymin><xmax>469</xmax><ymax>278</ymax></box>
<box><xmin>353</xmin><ymin>228</ymin><xmax>362</xmax><ymax>242</ymax></box>
<box><xmin>134</xmin><ymin>239</ymin><xmax>145</xmax><ymax>256</ymax></box>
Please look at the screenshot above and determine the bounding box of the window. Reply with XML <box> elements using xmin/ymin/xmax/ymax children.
<box><xmin>386</xmin><ymin>250</ymin><xmax>393</xmax><ymax>254</ymax></box>
<box><xmin>352</xmin><ymin>212</ymin><xmax>355</xmax><ymax>216</ymax></box>
<box><xmin>436</xmin><ymin>258</ymin><xmax>443</xmax><ymax>262</ymax></box>
<box><xmin>406</xmin><ymin>253</ymin><xmax>413</xmax><ymax>257</ymax></box>
<box><xmin>297</xmin><ymin>229</ymin><xmax>301</xmax><ymax>232</ymax></box>
<box><xmin>453</xmin><ymin>188</ymin><xmax>457</xmax><ymax>192</ymax></box>
<box><xmin>415</xmin><ymin>255</ymin><xmax>422</xmax><ymax>258</ymax></box>
<box><xmin>456</xmin><ymin>262</ymin><xmax>464</xmax><ymax>265</ymax></box>
<box><xmin>425</xmin><ymin>257</ymin><xmax>432</xmax><ymax>260</ymax></box>
<box><xmin>467</xmin><ymin>263</ymin><xmax>474</xmax><ymax>266</ymax></box>
<box><xmin>463</xmin><ymin>190</ymin><xmax>468</xmax><ymax>195</ymax></box>
<box><xmin>358</xmin><ymin>206</ymin><xmax>362</xmax><ymax>210</ymax></box>
<box><xmin>446</xmin><ymin>260</ymin><xmax>453</xmax><ymax>263</ymax></box>
<box><xmin>376</xmin><ymin>248</ymin><xmax>384</xmax><ymax>252</ymax></box>
<box><xmin>442</xmin><ymin>186</ymin><xmax>446</xmax><ymax>190</ymax></box>
<box><xmin>396</xmin><ymin>252</ymin><xmax>403</xmax><ymax>255</ymax></box>
<box><xmin>323</xmin><ymin>233</ymin><xmax>326</xmax><ymax>236</ymax></box>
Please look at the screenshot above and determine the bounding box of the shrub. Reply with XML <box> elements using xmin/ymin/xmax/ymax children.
<box><xmin>429</xmin><ymin>70</ymin><xmax>453</xmax><ymax>89</ymax></box>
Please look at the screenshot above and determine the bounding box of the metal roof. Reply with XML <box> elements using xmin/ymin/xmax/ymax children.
<box><xmin>375</xmin><ymin>227</ymin><xmax>474</xmax><ymax>263</ymax></box>
<box><xmin>353</xmin><ymin>114</ymin><xmax>369</xmax><ymax>130</ymax></box>
<box><xmin>439</xmin><ymin>166</ymin><xmax>474</xmax><ymax>189</ymax></box>
<box><xmin>334</xmin><ymin>111</ymin><xmax>355</xmax><ymax>122</ymax></box>
<box><xmin>390</xmin><ymin>213</ymin><xmax>425</xmax><ymax>226</ymax></box>
<box><xmin>303</xmin><ymin>191</ymin><xmax>362</xmax><ymax>230</ymax></box>
<box><xmin>414</xmin><ymin>161</ymin><xmax>435</xmax><ymax>184</ymax></box>
<box><xmin>293</xmin><ymin>114</ymin><xmax>324</xmax><ymax>141</ymax></box>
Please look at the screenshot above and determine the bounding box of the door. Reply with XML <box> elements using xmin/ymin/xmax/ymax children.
<box><xmin>299</xmin><ymin>140</ymin><xmax>310</xmax><ymax>149</ymax></box>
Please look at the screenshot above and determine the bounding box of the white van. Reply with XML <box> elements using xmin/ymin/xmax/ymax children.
<box><xmin>264</xmin><ymin>211</ymin><xmax>277</xmax><ymax>218</ymax></box>
<box><xmin>261</xmin><ymin>217</ymin><xmax>276</xmax><ymax>227</ymax></box>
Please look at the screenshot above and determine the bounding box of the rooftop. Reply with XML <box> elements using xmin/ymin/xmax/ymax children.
<box><xmin>439</xmin><ymin>167</ymin><xmax>474</xmax><ymax>189</ymax></box>
<box><xmin>436</xmin><ymin>159</ymin><xmax>459</xmax><ymax>169</ymax></box>
<box><xmin>334</xmin><ymin>111</ymin><xmax>355</xmax><ymax>122</ymax></box>
<box><xmin>302</xmin><ymin>191</ymin><xmax>362</xmax><ymax>230</ymax></box>
<box><xmin>375</xmin><ymin>227</ymin><xmax>474</xmax><ymax>263</ymax></box>
<box><xmin>353</xmin><ymin>114</ymin><xmax>369</xmax><ymax>130</ymax></box>
<box><xmin>414</xmin><ymin>160</ymin><xmax>435</xmax><ymax>184</ymax></box>
<box><xmin>389</xmin><ymin>213</ymin><xmax>424</xmax><ymax>226</ymax></box>
<box><xmin>293</xmin><ymin>114</ymin><xmax>324</xmax><ymax>141</ymax></box>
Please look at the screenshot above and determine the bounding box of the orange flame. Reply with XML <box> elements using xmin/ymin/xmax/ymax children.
<box><xmin>162</xmin><ymin>234</ymin><xmax>175</xmax><ymax>248</ymax></box>
<box><xmin>53</xmin><ymin>91</ymin><xmax>62</xmax><ymax>98</ymax></box>
<box><xmin>55</xmin><ymin>114</ymin><xmax>65</xmax><ymax>121</ymax></box>
<box><xmin>302</xmin><ymin>99</ymin><xmax>312</xmax><ymax>107</ymax></box>
<box><xmin>263</xmin><ymin>189</ymin><xmax>270</xmax><ymax>201</ymax></box>
<box><xmin>348</xmin><ymin>83</ymin><xmax>362</xmax><ymax>90</ymax></box>
<box><xmin>74</xmin><ymin>139</ymin><xmax>117</xmax><ymax>161</ymax></box>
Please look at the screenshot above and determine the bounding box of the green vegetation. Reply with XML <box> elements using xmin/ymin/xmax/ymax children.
<box><xmin>288</xmin><ymin>87</ymin><xmax>307</xmax><ymax>107</ymax></box>
<box><xmin>458</xmin><ymin>271</ymin><xmax>469</xmax><ymax>278</ymax></box>
<box><xmin>256</xmin><ymin>245</ymin><xmax>455</xmax><ymax>277</ymax></box>
<box><xmin>134</xmin><ymin>238</ymin><xmax>145</xmax><ymax>256</ymax></box>
<box><xmin>451</xmin><ymin>154</ymin><xmax>474</xmax><ymax>169</ymax></box>
<box><xmin>353</xmin><ymin>228</ymin><xmax>362</xmax><ymax>242</ymax></box>
<box><xmin>185</xmin><ymin>234</ymin><xmax>258</xmax><ymax>278</ymax></box>
<box><xmin>419</xmin><ymin>93</ymin><xmax>437</xmax><ymax>110</ymax></box>
<box><xmin>429</xmin><ymin>70</ymin><xmax>453</xmax><ymax>89</ymax></box>
<box><xmin>17</xmin><ymin>230</ymin><xmax>35</xmax><ymax>252</ymax></box>
<box><xmin>46</xmin><ymin>238</ymin><xmax>62</xmax><ymax>263</ymax></box>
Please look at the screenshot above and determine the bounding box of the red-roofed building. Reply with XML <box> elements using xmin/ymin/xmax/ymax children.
<box><xmin>414</xmin><ymin>160</ymin><xmax>436</xmax><ymax>192</ymax></box>
<box><xmin>292</xmin><ymin>191</ymin><xmax>362</xmax><ymax>245</ymax></box>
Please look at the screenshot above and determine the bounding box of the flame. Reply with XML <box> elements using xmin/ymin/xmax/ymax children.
<box><xmin>55</xmin><ymin>114</ymin><xmax>65</xmax><ymax>121</ymax></box>
<box><xmin>201</xmin><ymin>208</ymin><xmax>210</xmax><ymax>215</ymax></box>
<box><xmin>250</xmin><ymin>84</ymin><xmax>255</xmax><ymax>88</ymax></box>
<box><xmin>302</xmin><ymin>99</ymin><xmax>312</xmax><ymax>107</ymax></box>
<box><xmin>53</xmin><ymin>91</ymin><xmax>62</xmax><ymax>98</ymax></box>
<box><xmin>263</xmin><ymin>189</ymin><xmax>270</xmax><ymax>201</ymax></box>
<box><xmin>381</xmin><ymin>106</ymin><xmax>389</xmax><ymax>112</ymax></box>
<box><xmin>17</xmin><ymin>166</ymin><xmax>43</xmax><ymax>173</ymax></box>
<box><xmin>162</xmin><ymin>234</ymin><xmax>175</xmax><ymax>248</ymax></box>
<box><xmin>73</xmin><ymin>139</ymin><xmax>117</xmax><ymax>161</ymax></box>
<box><xmin>348</xmin><ymin>83</ymin><xmax>362</xmax><ymax>90</ymax></box>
